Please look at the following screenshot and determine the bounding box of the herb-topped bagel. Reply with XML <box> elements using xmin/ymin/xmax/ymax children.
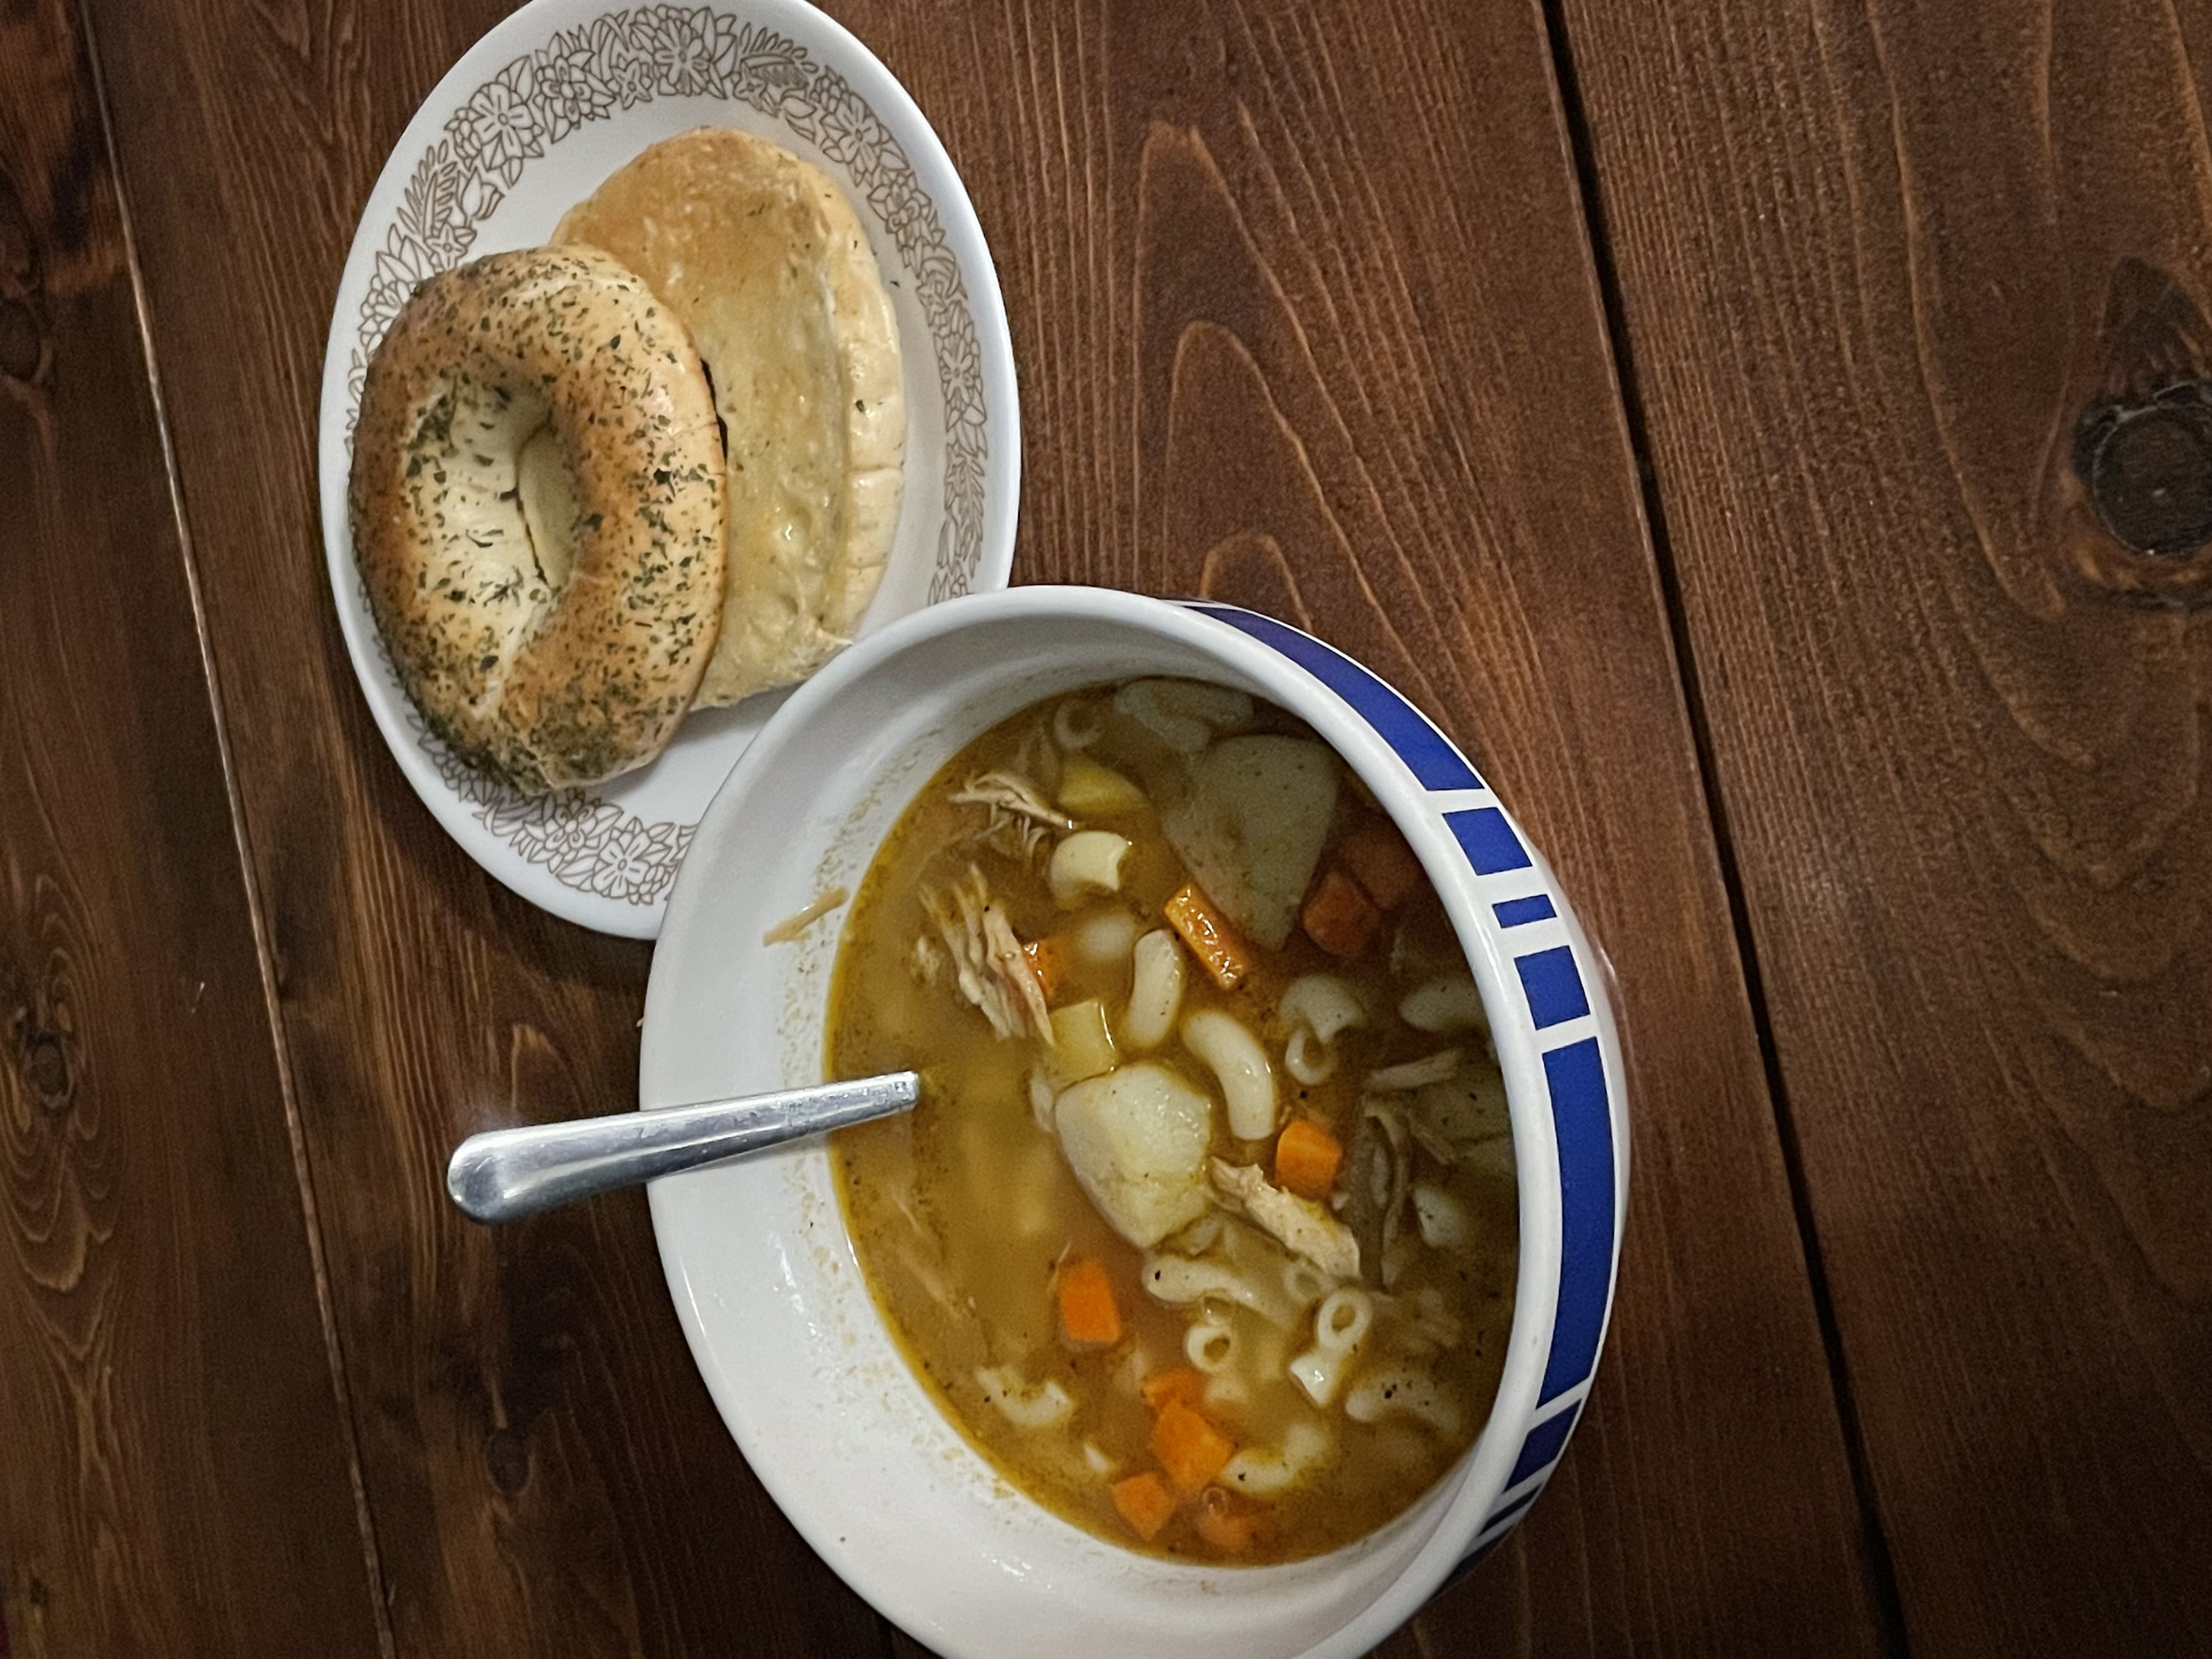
<box><xmin>348</xmin><ymin>244</ymin><xmax>727</xmax><ymax>793</ymax></box>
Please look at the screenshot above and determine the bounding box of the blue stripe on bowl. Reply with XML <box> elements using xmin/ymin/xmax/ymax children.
<box><xmin>1181</xmin><ymin>603</ymin><xmax>1485</xmax><ymax>792</ymax></box>
<box><xmin>1444</xmin><ymin>806</ymin><xmax>1533</xmax><ymax>876</ymax></box>
<box><xmin>1540</xmin><ymin>1035</ymin><xmax>1615</xmax><ymax>1404</ymax></box>
<box><xmin>1515</xmin><ymin>945</ymin><xmax>1592</xmax><ymax>1030</ymax></box>
<box><xmin>1481</xmin><ymin>1484</ymin><xmax>1542</xmax><ymax>1535</ymax></box>
<box><xmin>1506</xmin><ymin>1400</ymin><xmax>1583</xmax><ymax>1489</ymax></box>
<box><xmin>1493</xmin><ymin>892</ymin><xmax>1557</xmax><ymax>928</ymax></box>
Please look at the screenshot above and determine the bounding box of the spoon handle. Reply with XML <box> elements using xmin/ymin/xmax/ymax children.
<box><xmin>446</xmin><ymin>1071</ymin><xmax>921</xmax><ymax>1223</ymax></box>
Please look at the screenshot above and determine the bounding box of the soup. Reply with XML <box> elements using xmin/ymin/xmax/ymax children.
<box><xmin>828</xmin><ymin>679</ymin><xmax>1517</xmax><ymax>1564</ymax></box>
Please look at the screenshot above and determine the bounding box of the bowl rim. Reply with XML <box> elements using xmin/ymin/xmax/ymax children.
<box><xmin>644</xmin><ymin>584</ymin><xmax>1627</xmax><ymax>1656</ymax></box>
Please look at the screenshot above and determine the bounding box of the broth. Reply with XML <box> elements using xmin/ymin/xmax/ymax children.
<box><xmin>828</xmin><ymin>680</ymin><xmax>1517</xmax><ymax>1564</ymax></box>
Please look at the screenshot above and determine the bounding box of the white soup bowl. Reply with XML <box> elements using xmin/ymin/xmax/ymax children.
<box><xmin>640</xmin><ymin>585</ymin><xmax>1629</xmax><ymax>1658</ymax></box>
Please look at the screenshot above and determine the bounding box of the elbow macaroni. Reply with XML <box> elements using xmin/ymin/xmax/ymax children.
<box><xmin>1183</xmin><ymin>1008</ymin><xmax>1277</xmax><ymax>1139</ymax></box>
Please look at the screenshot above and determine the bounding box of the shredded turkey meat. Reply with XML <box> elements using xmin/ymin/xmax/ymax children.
<box><xmin>1209</xmin><ymin>1158</ymin><xmax>1361</xmax><ymax>1282</ymax></box>
<box><xmin>920</xmin><ymin>865</ymin><xmax>1052</xmax><ymax>1043</ymax></box>
<box><xmin>951</xmin><ymin>770</ymin><xmax>1074</xmax><ymax>861</ymax></box>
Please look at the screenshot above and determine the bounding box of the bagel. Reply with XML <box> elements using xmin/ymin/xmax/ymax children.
<box><xmin>555</xmin><ymin>127</ymin><xmax>906</xmax><ymax>707</ymax></box>
<box><xmin>349</xmin><ymin>245</ymin><xmax>727</xmax><ymax>792</ymax></box>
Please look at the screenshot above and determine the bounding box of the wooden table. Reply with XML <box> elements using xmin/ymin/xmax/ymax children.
<box><xmin>4</xmin><ymin>0</ymin><xmax>2207</xmax><ymax>1653</ymax></box>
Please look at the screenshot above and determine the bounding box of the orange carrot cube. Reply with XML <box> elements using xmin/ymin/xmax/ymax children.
<box><xmin>1300</xmin><ymin>867</ymin><xmax>1381</xmax><ymax>959</ymax></box>
<box><xmin>1139</xmin><ymin>1367</ymin><xmax>1209</xmax><ymax>1414</ymax></box>
<box><xmin>1192</xmin><ymin>1485</ymin><xmax>1274</xmax><ymax>1556</ymax></box>
<box><xmin>1056</xmin><ymin>1256</ymin><xmax>1123</xmax><ymax>1347</ymax></box>
<box><xmin>1273</xmin><ymin>1118</ymin><xmax>1344</xmax><ymax>1202</ymax></box>
<box><xmin>1340</xmin><ymin>820</ymin><xmax>1424</xmax><ymax>911</ymax></box>
<box><xmin>1111</xmin><ymin>1471</ymin><xmax>1179</xmax><ymax>1542</ymax></box>
<box><xmin>1023</xmin><ymin>936</ymin><xmax>1070</xmax><ymax>1004</ymax></box>
<box><xmin>1164</xmin><ymin>883</ymin><xmax>1250</xmax><ymax>991</ymax></box>
<box><xmin>1152</xmin><ymin>1399</ymin><xmax>1236</xmax><ymax>1498</ymax></box>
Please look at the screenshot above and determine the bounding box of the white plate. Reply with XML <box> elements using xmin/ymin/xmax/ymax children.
<box><xmin>317</xmin><ymin>0</ymin><xmax>1019</xmax><ymax>936</ymax></box>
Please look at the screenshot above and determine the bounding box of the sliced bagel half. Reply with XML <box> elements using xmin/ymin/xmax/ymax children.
<box><xmin>556</xmin><ymin>126</ymin><xmax>906</xmax><ymax>708</ymax></box>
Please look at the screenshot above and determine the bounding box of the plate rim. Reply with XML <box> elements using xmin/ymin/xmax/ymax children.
<box><xmin>314</xmin><ymin>0</ymin><xmax>1020</xmax><ymax>938</ymax></box>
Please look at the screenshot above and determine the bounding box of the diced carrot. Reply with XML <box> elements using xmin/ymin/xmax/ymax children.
<box><xmin>1339</xmin><ymin>820</ymin><xmax>1424</xmax><ymax>911</ymax></box>
<box><xmin>1023</xmin><ymin>935</ymin><xmax>1070</xmax><ymax>1003</ymax></box>
<box><xmin>1192</xmin><ymin>1486</ymin><xmax>1274</xmax><ymax>1556</ymax></box>
<box><xmin>1273</xmin><ymin>1118</ymin><xmax>1344</xmax><ymax>1202</ymax></box>
<box><xmin>1139</xmin><ymin>1367</ymin><xmax>1210</xmax><ymax>1414</ymax></box>
<box><xmin>1164</xmin><ymin>883</ymin><xmax>1250</xmax><ymax>991</ymax></box>
<box><xmin>1152</xmin><ymin>1398</ymin><xmax>1237</xmax><ymax>1498</ymax></box>
<box><xmin>1111</xmin><ymin>1471</ymin><xmax>1179</xmax><ymax>1542</ymax></box>
<box><xmin>1301</xmin><ymin>867</ymin><xmax>1381</xmax><ymax>959</ymax></box>
<box><xmin>1056</xmin><ymin>1256</ymin><xmax>1123</xmax><ymax>1347</ymax></box>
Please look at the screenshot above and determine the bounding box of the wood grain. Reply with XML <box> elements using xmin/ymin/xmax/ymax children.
<box><xmin>74</xmin><ymin>1</ymin><xmax>888</xmax><ymax>1655</ymax></box>
<box><xmin>1556</xmin><ymin>0</ymin><xmax>2212</xmax><ymax>1651</ymax></box>
<box><xmin>853</xmin><ymin>0</ymin><xmax>1887</xmax><ymax>1652</ymax></box>
<box><xmin>0</xmin><ymin>2</ymin><xmax>381</xmax><ymax>1655</ymax></box>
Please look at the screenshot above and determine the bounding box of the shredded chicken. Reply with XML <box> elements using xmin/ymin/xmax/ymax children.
<box><xmin>920</xmin><ymin>864</ymin><xmax>1052</xmax><ymax>1042</ymax></box>
<box><xmin>951</xmin><ymin>770</ymin><xmax>1074</xmax><ymax>862</ymax></box>
<box><xmin>1209</xmin><ymin>1158</ymin><xmax>1360</xmax><ymax>1282</ymax></box>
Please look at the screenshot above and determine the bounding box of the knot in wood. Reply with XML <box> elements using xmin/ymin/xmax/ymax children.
<box><xmin>484</xmin><ymin>1424</ymin><xmax>531</xmax><ymax>1494</ymax></box>
<box><xmin>2074</xmin><ymin>383</ymin><xmax>2212</xmax><ymax>557</ymax></box>
<box><xmin>0</xmin><ymin>171</ymin><xmax>36</xmax><ymax>294</ymax></box>
<box><xmin>7</xmin><ymin>991</ymin><xmax>74</xmax><ymax>1115</ymax></box>
<box><xmin>22</xmin><ymin>1031</ymin><xmax>70</xmax><ymax>1110</ymax></box>
<box><xmin>0</xmin><ymin>297</ymin><xmax>44</xmax><ymax>385</ymax></box>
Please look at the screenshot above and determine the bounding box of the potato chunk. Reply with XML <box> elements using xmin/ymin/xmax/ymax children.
<box><xmin>1161</xmin><ymin>736</ymin><xmax>1338</xmax><ymax>949</ymax></box>
<box><xmin>1054</xmin><ymin>1063</ymin><xmax>1215</xmax><ymax>1248</ymax></box>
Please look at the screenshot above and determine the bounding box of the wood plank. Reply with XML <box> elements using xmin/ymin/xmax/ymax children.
<box><xmin>844</xmin><ymin>0</ymin><xmax>1888</xmax><ymax>1653</ymax></box>
<box><xmin>1555</xmin><ymin>0</ymin><xmax>2212</xmax><ymax>1652</ymax></box>
<box><xmin>71</xmin><ymin>2</ymin><xmax>890</xmax><ymax>1655</ymax></box>
<box><xmin>0</xmin><ymin>2</ymin><xmax>382</xmax><ymax>1656</ymax></box>
<box><xmin>83</xmin><ymin>0</ymin><xmax>1880</xmax><ymax>1653</ymax></box>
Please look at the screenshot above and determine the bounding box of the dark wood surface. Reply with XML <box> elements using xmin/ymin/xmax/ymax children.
<box><xmin>2</xmin><ymin>0</ymin><xmax>2203</xmax><ymax>1655</ymax></box>
<box><xmin>0</xmin><ymin>2</ymin><xmax>381</xmax><ymax>1656</ymax></box>
<box><xmin>1559</xmin><ymin>0</ymin><xmax>2212</xmax><ymax>1654</ymax></box>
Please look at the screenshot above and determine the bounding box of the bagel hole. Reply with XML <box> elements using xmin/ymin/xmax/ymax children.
<box><xmin>516</xmin><ymin>422</ymin><xmax>581</xmax><ymax>594</ymax></box>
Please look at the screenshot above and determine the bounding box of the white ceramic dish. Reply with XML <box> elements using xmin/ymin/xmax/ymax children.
<box><xmin>640</xmin><ymin>587</ymin><xmax>1630</xmax><ymax>1657</ymax></box>
<box><xmin>317</xmin><ymin>0</ymin><xmax>1018</xmax><ymax>937</ymax></box>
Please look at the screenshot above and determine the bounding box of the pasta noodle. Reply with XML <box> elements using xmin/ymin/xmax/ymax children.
<box><xmin>1183</xmin><ymin>1009</ymin><xmax>1277</xmax><ymax>1140</ymax></box>
<box><xmin>1288</xmin><ymin>1288</ymin><xmax>1374</xmax><ymax>1408</ymax></box>
<box><xmin>1121</xmin><ymin>928</ymin><xmax>1186</xmax><ymax>1049</ymax></box>
<box><xmin>1344</xmin><ymin>1368</ymin><xmax>1465</xmax><ymax>1437</ymax></box>
<box><xmin>975</xmin><ymin>1365</ymin><xmax>1076</xmax><ymax>1430</ymax></box>
<box><xmin>1050</xmin><ymin>830</ymin><xmax>1132</xmax><ymax>905</ymax></box>
<box><xmin>1142</xmin><ymin>1252</ymin><xmax>1299</xmax><ymax>1327</ymax></box>
<box><xmin>1280</xmin><ymin>973</ymin><xmax>1364</xmax><ymax>1040</ymax></box>
<box><xmin>1186</xmin><ymin>1315</ymin><xmax>1238</xmax><ymax>1374</ymax></box>
<box><xmin>1283</xmin><ymin>1026</ymin><xmax>1336</xmax><ymax>1086</ymax></box>
<box><xmin>1221</xmin><ymin>1419</ymin><xmax>1334</xmax><ymax>1498</ymax></box>
<box><xmin>1399</xmin><ymin>973</ymin><xmax>1486</xmax><ymax>1035</ymax></box>
<box><xmin>1074</xmin><ymin>907</ymin><xmax>1142</xmax><ymax>966</ymax></box>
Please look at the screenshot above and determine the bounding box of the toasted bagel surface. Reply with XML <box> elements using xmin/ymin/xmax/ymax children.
<box><xmin>556</xmin><ymin>127</ymin><xmax>905</xmax><ymax>707</ymax></box>
<box><xmin>349</xmin><ymin>245</ymin><xmax>727</xmax><ymax>792</ymax></box>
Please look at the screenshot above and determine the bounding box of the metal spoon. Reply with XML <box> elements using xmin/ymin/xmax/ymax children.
<box><xmin>445</xmin><ymin>1071</ymin><xmax>921</xmax><ymax>1223</ymax></box>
